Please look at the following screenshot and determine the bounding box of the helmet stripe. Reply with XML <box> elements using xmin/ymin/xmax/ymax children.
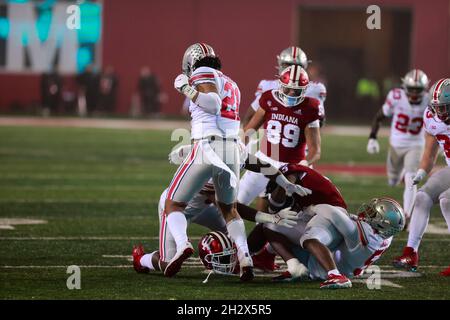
<box><xmin>414</xmin><ymin>69</ymin><xmax>418</xmax><ymax>82</ymax></box>
<box><xmin>294</xmin><ymin>65</ymin><xmax>301</xmax><ymax>82</ymax></box>
<box><xmin>210</xmin><ymin>231</ymin><xmax>226</xmax><ymax>249</ymax></box>
<box><xmin>292</xmin><ymin>47</ymin><xmax>297</xmax><ymax>61</ymax></box>
<box><xmin>289</xmin><ymin>66</ymin><xmax>296</xmax><ymax>86</ymax></box>
<box><xmin>433</xmin><ymin>78</ymin><xmax>447</xmax><ymax>101</ymax></box>
<box><xmin>199</xmin><ymin>43</ymin><xmax>208</xmax><ymax>55</ymax></box>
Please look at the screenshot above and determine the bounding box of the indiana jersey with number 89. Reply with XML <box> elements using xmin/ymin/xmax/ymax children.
<box><xmin>382</xmin><ymin>88</ymin><xmax>429</xmax><ymax>148</ymax></box>
<box><xmin>255</xmin><ymin>90</ymin><xmax>321</xmax><ymax>163</ymax></box>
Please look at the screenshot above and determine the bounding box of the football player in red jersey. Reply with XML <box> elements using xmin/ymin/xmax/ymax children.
<box><xmin>238</xmin><ymin>65</ymin><xmax>321</xmax><ymax>210</ymax></box>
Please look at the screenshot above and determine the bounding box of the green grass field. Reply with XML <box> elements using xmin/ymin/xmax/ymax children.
<box><xmin>0</xmin><ymin>125</ymin><xmax>449</xmax><ymax>300</ymax></box>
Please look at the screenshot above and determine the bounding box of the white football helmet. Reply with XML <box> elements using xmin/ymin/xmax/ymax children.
<box><xmin>182</xmin><ymin>43</ymin><xmax>216</xmax><ymax>76</ymax></box>
<box><xmin>429</xmin><ymin>78</ymin><xmax>450</xmax><ymax>123</ymax></box>
<box><xmin>401</xmin><ymin>69</ymin><xmax>429</xmax><ymax>104</ymax></box>
<box><xmin>276</xmin><ymin>65</ymin><xmax>309</xmax><ymax>107</ymax></box>
<box><xmin>358</xmin><ymin>197</ymin><xmax>406</xmax><ymax>238</ymax></box>
<box><xmin>277</xmin><ymin>46</ymin><xmax>310</xmax><ymax>73</ymax></box>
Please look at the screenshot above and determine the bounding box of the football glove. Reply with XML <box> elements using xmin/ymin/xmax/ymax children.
<box><xmin>174</xmin><ymin>74</ymin><xmax>197</xmax><ymax>100</ymax></box>
<box><xmin>276</xmin><ymin>174</ymin><xmax>312</xmax><ymax>197</ymax></box>
<box><xmin>412</xmin><ymin>169</ymin><xmax>427</xmax><ymax>185</ymax></box>
<box><xmin>168</xmin><ymin>144</ymin><xmax>192</xmax><ymax>165</ymax></box>
<box><xmin>367</xmin><ymin>138</ymin><xmax>380</xmax><ymax>154</ymax></box>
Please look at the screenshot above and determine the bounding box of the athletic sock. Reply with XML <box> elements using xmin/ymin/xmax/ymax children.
<box><xmin>439</xmin><ymin>197</ymin><xmax>450</xmax><ymax>232</ymax></box>
<box><xmin>140</xmin><ymin>251</ymin><xmax>157</xmax><ymax>270</ymax></box>
<box><xmin>166</xmin><ymin>211</ymin><xmax>189</xmax><ymax>252</ymax></box>
<box><xmin>227</xmin><ymin>218</ymin><xmax>251</xmax><ymax>263</ymax></box>
<box><xmin>407</xmin><ymin>191</ymin><xmax>433</xmax><ymax>251</ymax></box>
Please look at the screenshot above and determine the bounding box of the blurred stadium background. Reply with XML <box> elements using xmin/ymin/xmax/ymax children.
<box><xmin>0</xmin><ymin>0</ymin><xmax>450</xmax><ymax>300</ymax></box>
<box><xmin>0</xmin><ymin>0</ymin><xmax>449</xmax><ymax>121</ymax></box>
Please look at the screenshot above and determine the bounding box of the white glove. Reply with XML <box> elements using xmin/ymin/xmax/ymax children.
<box><xmin>255</xmin><ymin>207</ymin><xmax>299</xmax><ymax>228</ymax></box>
<box><xmin>412</xmin><ymin>169</ymin><xmax>427</xmax><ymax>185</ymax></box>
<box><xmin>299</xmin><ymin>160</ymin><xmax>309</xmax><ymax>167</ymax></box>
<box><xmin>367</xmin><ymin>138</ymin><xmax>380</xmax><ymax>154</ymax></box>
<box><xmin>174</xmin><ymin>74</ymin><xmax>197</xmax><ymax>100</ymax></box>
<box><xmin>276</xmin><ymin>174</ymin><xmax>312</xmax><ymax>197</ymax></box>
<box><xmin>174</xmin><ymin>74</ymin><xmax>189</xmax><ymax>92</ymax></box>
<box><xmin>168</xmin><ymin>144</ymin><xmax>192</xmax><ymax>165</ymax></box>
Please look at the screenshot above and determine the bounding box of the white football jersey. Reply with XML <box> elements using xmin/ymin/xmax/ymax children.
<box><xmin>423</xmin><ymin>108</ymin><xmax>450</xmax><ymax>166</ymax></box>
<box><xmin>333</xmin><ymin>219</ymin><xmax>392</xmax><ymax>278</ymax></box>
<box><xmin>188</xmin><ymin>66</ymin><xmax>241</xmax><ymax>139</ymax></box>
<box><xmin>382</xmin><ymin>88</ymin><xmax>429</xmax><ymax>148</ymax></box>
<box><xmin>250</xmin><ymin>79</ymin><xmax>327</xmax><ymax>118</ymax></box>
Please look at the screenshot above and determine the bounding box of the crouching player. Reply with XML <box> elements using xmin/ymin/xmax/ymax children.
<box><xmin>249</xmin><ymin>164</ymin><xmax>405</xmax><ymax>288</ymax></box>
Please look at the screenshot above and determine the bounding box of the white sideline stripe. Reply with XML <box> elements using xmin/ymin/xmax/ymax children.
<box><xmin>0</xmin><ymin>236</ymin><xmax>201</xmax><ymax>241</ymax></box>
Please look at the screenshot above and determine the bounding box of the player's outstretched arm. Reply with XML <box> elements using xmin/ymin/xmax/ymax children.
<box><xmin>413</xmin><ymin>132</ymin><xmax>440</xmax><ymax>184</ymax></box>
<box><xmin>305</xmin><ymin>126</ymin><xmax>321</xmax><ymax>165</ymax></box>
<box><xmin>243</xmin><ymin>108</ymin><xmax>265</xmax><ymax>145</ymax></box>
<box><xmin>367</xmin><ymin>109</ymin><xmax>387</xmax><ymax>154</ymax></box>
<box><xmin>236</xmin><ymin>203</ymin><xmax>298</xmax><ymax>228</ymax></box>
<box><xmin>243</xmin><ymin>154</ymin><xmax>311</xmax><ymax>197</ymax></box>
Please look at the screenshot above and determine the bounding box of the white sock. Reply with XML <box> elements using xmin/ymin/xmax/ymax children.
<box><xmin>166</xmin><ymin>211</ymin><xmax>188</xmax><ymax>252</ymax></box>
<box><xmin>403</xmin><ymin>172</ymin><xmax>417</xmax><ymax>218</ymax></box>
<box><xmin>327</xmin><ymin>268</ymin><xmax>340</xmax><ymax>276</ymax></box>
<box><xmin>286</xmin><ymin>258</ymin><xmax>307</xmax><ymax>277</ymax></box>
<box><xmin>227</xmin><ymin>218</ymin><xmax>251</xmax><ymax>263</ymax></box>
<box><xmin>265</xmin><ymin>242</ymin><xmax>276</xmax><ymax>255</ymax></box>
<box><xmin>439</xmin><ymin>197</ymin><xmax>450</xmax><ymax>232</ymax></box>
<box><xmin>140</xmin><ymin>251</ymin><xmax>157</xmax><ymax>270</ymax></box>
<box><xmin>407</xmin><ymin>191</ymin><xmax>433</xmax><ymax>251</ymax></box>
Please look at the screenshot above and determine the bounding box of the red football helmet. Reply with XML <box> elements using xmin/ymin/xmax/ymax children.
<box><xmin>277</xmin><ymin>65</ymin><xmax>309</xmax><ymax>107</ymax></box>
<box><xmin>198</xmin><ymin>231</ymin><xmax>237</xmax><ymax>275</ymax></box>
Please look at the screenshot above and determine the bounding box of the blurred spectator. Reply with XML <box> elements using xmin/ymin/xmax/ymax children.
<box><xmin>97</xmin><ymin>66</ymin><xmax>118</xmax><ymax>114</ymax></box>
<box><xmin>41</xmin><ymin>70</ymin><xmax>62</xmax><ymax>116</ymax></box>
<box><xmin>77</xmin><ymin>64</ymin><xmax>99</xmax><ymax>116</ymax></box>
<box><xmin>138</xmin><ymin>66</ymin><xmax>161</xmax><ymax>116</ymax></box>
<box><xmin>356</xmin><ymin>76</ymin><xmax>381</xmax><ymax>118</ymax></box>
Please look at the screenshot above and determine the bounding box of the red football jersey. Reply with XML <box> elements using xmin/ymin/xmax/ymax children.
<box><xmin>257</xmin><ymin>90</ymin><xmax>321</xmax><ymax>163</ymax></box>
<box><xmin>280</xmin><ymin>164</ymin><xmax>347</xmax><ymax>209</ymax></box>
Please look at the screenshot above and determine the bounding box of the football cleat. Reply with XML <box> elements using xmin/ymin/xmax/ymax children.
<box><xmin>439</xmin><ymin>265</ymin><xmax>450</xmax><ymax>277</ymax></box>
<box><xmin>392</xmin><ymin>246</ymin><xmax>419</xmax><ymax>272</ymax></box>
<box><xmin>320</xmin><ymin>273</ymin><xmax>352</xmax><ymax>289</ymax></box>
<box><xmin>164</xmin><ymin>242</ymin><xmax>194</xmax><ymax>277</ymax></box>
<box><xmin>132</xmin><ymin>244</ymin><xmax>149</xmax><ymax>274</ymax></box>
<box><xmin>252</xmin><ymin>248</ymin><xmax>280</xmax><ymax>272</ymax></box>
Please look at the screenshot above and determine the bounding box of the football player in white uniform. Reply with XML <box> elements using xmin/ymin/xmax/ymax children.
<box><xmin>163</xmin><ymin>43</ymin><xmax>256</xmax><ymax>281</ymax></box>
<box><xmin>367</xmin><ymin>69</ymin><xmax>430</xmax><ymax>219</ymax></box>
<box><xmin>393</xmin><ymin>78</ymin><xmax>450</xmax><ymax>276</ymax></box>
<box><xmin>132</xmin><ymin>151</ymin><xmax>310</xmax><ymax>276</ymax></box>
<box><xmin>263</xmin><ymin>197</ymin><xmax>405</xmax><ymax>289</ymax></box>
<box><xmin>242</xmin><ymin>46</ymin><xmax>327</xmax><ymax>127</ymax></box>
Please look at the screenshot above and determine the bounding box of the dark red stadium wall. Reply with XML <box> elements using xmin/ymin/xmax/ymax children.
<box><xmin>101</xmin><ymin>0</ymin><xmax>450</xmax><ymax>116</ymax></box>
<box><xmin>0</xmin><ymin>0</ymin><xmax>449</xmax><ymax>114</ymax></box>
<box><xmin>101</xmin><ymin>0</ymin><xmax>292</xmax><ymax>115</ymax></box>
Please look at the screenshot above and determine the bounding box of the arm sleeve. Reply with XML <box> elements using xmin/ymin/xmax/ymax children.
<box><xmin>314</xmin><ymin>206</ymin><xmax>360</xmax><ymax>250</ymax></box>
<box><xmin>381</xmin><ymin>90</ymin><xmax>395</xmax><ymax>117</ymax></box>
<box><xmin>195</xmin><ymin>91</ymin><xmax>222</xmax><ymax>115</ymax></box>
<box><xmin>250</xmin><ymin>81</ymin><xmax>265</xmax><ymax>111</ymax></box>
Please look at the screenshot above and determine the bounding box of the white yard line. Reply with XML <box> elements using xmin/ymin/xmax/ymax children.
<box><xmin>0</xmin><ymin>236</ymin><xmax>201</xmax><ymax>241</ymax></box>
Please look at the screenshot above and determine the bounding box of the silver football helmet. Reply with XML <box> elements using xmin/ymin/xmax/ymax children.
<box><xmin>182</xmin><ymin>43</ymin><xmax>216</xmax><ymax>76</ymax></box>
<box><xmin>401</xmin><ymin>69</ymin><xmax>429</xmax><ymax>104</ymax></box>
<box><xmin>429</xmin><ymin>78</ymin><xmax>450</xmax><ymax>123</ymax></box>
<box><xmin>358</xmin><ymin>197</ymin><xmax>405</xmax><ymax>238</ymax></box>
<box><xmin>277</xmin><ymin>46</ymin><xmax>310</xmax><ymax>73</ymax></box>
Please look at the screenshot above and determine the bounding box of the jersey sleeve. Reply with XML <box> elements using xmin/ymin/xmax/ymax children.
<box><xmin>189</xmin><ymin>66</ymin><xmax>217</xmax><ymax>87</ymax></box>
<box><xmin>381</xmin><ymin>89</ymin><xmax>397</xmax><ymax>117</ymax></box>
<box><xmin>250</xmin><ymin>80</ymin><xmax>266</xmax><ymax>111</ymax></box>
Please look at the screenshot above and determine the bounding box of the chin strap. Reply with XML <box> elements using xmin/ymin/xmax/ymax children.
<box><xmin>202</xmin><ymin>270</ymin><xmax>214</xmax><ymax>284</ymax></box>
